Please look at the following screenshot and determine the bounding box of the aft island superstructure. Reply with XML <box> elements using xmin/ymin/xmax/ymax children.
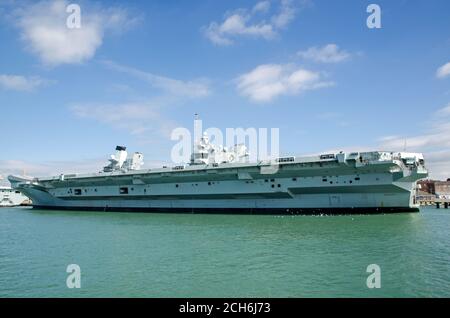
<box><xmin>9</xmin><ymin>134</ymin><xmax>428</xmax><ymax>214</ymax></box>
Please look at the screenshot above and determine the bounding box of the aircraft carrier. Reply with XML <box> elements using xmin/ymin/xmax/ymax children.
<box><xmin>8</xmin><ymin>134</ymin><xmax>428</xmax><ymax>214</ymax></box>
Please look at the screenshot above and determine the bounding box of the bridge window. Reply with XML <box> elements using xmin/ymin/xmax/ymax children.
<box><xmin>120</xmin><ymin>187</ymin><xmax>129</xmax><ymax>195</ymax></box>
<box><xmin>320</xmin><ymin>154</ymin><xmax>335</xmax><ymax>160</ymax></box>
<box><xmin>74</xmin><ymin>189</ymin><xmax>82</xmax><ymax>195</ymax></box>
<box><xmin>276</xmin><ymin>157</ymin><xmax>295</xmax><ymax>163</ymax></box>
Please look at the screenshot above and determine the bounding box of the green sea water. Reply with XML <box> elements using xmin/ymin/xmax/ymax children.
<box><xmin>0</xmin><ymin>207</ymin><xmax>449</xmax><ymax>298</ymax></box>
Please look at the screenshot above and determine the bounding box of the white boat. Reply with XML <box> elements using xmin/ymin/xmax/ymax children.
<box><xmin>0</xmin><ymin>186</ymin><xmax>30</xmax><ymax>207</ymax></box>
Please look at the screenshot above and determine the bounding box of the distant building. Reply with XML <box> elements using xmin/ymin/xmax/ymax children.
<box><xmin>417</xmin><ymin>180</ymin><xmax>435</xmax><ymax>195</ymax></box>
<box><xmin>417</xmin><ymin>179</ymin><xmax>450</xmax><ymax>198</ymax></box>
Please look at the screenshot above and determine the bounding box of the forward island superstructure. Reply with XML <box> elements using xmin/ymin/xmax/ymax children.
<box><xmin>9</xmin><ymin>135</ymin><xmax>428</xmax><ymax>214</ymax></box>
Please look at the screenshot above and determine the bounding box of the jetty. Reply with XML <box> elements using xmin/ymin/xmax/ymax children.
<box><xmin>416</xmin><ymin>178</ymin><xmax>450</xmax><ymax>209</ymax></box>
<box><xmin>416</xmin><ymin>196</ymin><xmax>449</xmax><ymax>209</ymax></box>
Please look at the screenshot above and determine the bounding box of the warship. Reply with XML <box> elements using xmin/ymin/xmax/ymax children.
<box><xmin>8</xmin><ymin>134</ymin><xmax>428</xmax><ymax>214</ymax></box>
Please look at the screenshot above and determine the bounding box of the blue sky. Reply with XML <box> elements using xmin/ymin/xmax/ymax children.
<box><xmin>0</xmin><ymin>0</ymin><xmax>450</xmax><ymax>181</ymax></box>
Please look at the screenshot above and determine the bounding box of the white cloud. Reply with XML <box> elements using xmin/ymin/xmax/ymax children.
<box><xmin>236</xmin><ymin>64</ymin><xmax>333</xmax><ymax>102</ymax></box>
<box><xmin>379</xmin><ymin>110</ymin><xmax>450</xmax><ymax>151</ymax></box>
<box><xmin>0</xmin><ymin>74</ymin><xmax>53</xmax><ymax>91</ymax></box>
<box><xmin>70</xmin><ymin>60</ymin><xmax>210</xmax><ymax>145</ymax></box>
<box><xmin>70</xmin><ymin>102</ymin><xmax>159</xmax><ymax>136</ymax></box>
<box><xmin>204</xmin><ymin>14</ymin><xmax>275</xmax><ymax>46</ymax></box>
<box><xmin>378</xmin><ymin>103</ymin><xmax>450</xmax><ymax>180</ymax></box>
<box><xmin>70</xmin><ymin>101</ymin><xmax>177</xmax><ymax>138</ymax></box>
<box><xmin>297</xmin><ymin>44</ymin><xmax>351</xmax><ymax>63</ymax></box>
<box><xmin>436</xmin><ymin>62</ymin><xmax>450</xmax><ymax>79</ymax></box>
<box><xmin>102</xmin><ymin>60</ymin><xmax>211</xmax><ymax>98</ymax></box>
<box><xmin>253</xmin><ymin>1</ymin><xmax>271</xmax><ymax>14</ymax></box>
<box><xmin>424</xmin><ymin>150</ymin><xmax>450</xmax><ymax>181</ymax></box>
<box><xmin>13</xmin><ymin>0</ymin><xmax>139</xmax><ymax>66</ymax></box>
<box><xmin>203</xmin><ymin>0</ymin><xmax>298</xmax><ymax>46</ymax></box>
<box><xmin>271</xmin><ymin>0</ymin><xmax>296</xmax><ymax>28</ymax></box>
<box><xmin>435</xmin><ymin>103</ymin><xmax>450</xmax><ymax>116</ymax></box>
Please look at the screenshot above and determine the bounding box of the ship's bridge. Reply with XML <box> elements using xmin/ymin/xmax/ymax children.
<box><xmin>190</xmin><ymin>132</ymin><xmax>249</xmax><ymax>166</ymax></box>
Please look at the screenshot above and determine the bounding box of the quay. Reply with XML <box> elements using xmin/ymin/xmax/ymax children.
<box><xmin>416</xmin><ymin>179</ymin><xmax>450</xmax><ymax>209</ymax></box>
<box><xmin>416</xmin><ymin>196</ymin><xmax>449</xmax><ymax>209</ymax></box>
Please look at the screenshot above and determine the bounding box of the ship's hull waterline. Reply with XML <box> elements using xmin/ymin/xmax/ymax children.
<box><xmin>32</xmin><ymin>206</ymin><xmax>419</xmax><ymax>214</ymax></box>
<box><xmin>10</xmin><ymin>149</ymin><xmax>427</xmax><ymax>215</ymax></box>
